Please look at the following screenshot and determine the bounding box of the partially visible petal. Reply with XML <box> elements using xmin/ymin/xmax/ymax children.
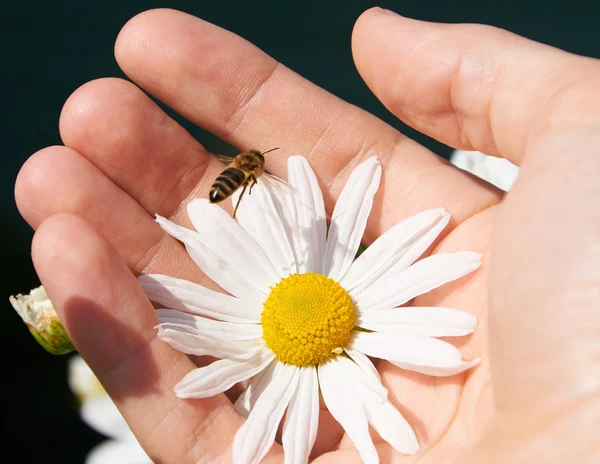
<box><xmin>336</xmin><ymin>355</ymin><xmax>387</xmax><ymax>401</ymax></box>
<box><xmin>234</xmin><ymin>361</ymin><xmax>277</xmax><ymax>418</ymax></box>
<box><xmin>357</xmin><ymin>307</ymin><xmax>478</xmax><ymax>337</ymax></box>
<box><xmin>353</xmin><ymin>381</ymin><xmax>419</xmax><ymax>455</ymax></box>
<box><xmin>390</xmin><ymin>358</ymin><xmax>481</xmax><ymax>377</ymax></box>
<box><xmin>323</xmin><ymin>157</ymin><xmax>381</xmax><ymax>281</ymax></box>
<box><xmin>351</xmin><ymin>331</ymin><xmax>480</xmax><ymax>377</ymax></box>
<box><xmin>155</xmin><ymin>215</ymin><xmax>268</xmax><ymax>303</ymax></box>
<box><xmin>355</xmin><ymin>251</ymin><xmax>482</xmax><ymax>312</ymax></box>
<box><xmin>318</xmin><ymin>358</ymin><xmax>417</xmax><ymax>457</ymax></box>
<box><xmin>341</xmin><ymin>208</ymin><xmax>450</xmax><ymax>294</ymax></box>
<box><xmin>338</xmin><ymin>352</ymin><xmax>418</xmax><ymax>455</ymax></box>
<box><xmin>175</xmin><ymin>348</ymin><xmax>275</xmax><ymax>398</ymax></box>
<box><xmin>263</xmin><ymin>176</ymin><xmax>304</xmax><ymax>274</ymax></box>
<box><xmin>282</xmin><ymin>367</ymin><xmax>320</xmax><ymax>464</ymax></box>
<box><xmin>450</xmin><ymin>149</ymin><xmax>519</xmax><ymax>192</ymax></box>
<box><xmin>139</xmin><ymin>274</ymin><xmax>260</xmax><ymax>323</ymax></box>
<box><xmin>287</xmin><ymin>156</ymin><xmax>327</xmax><ymax>273</ymax></box>
<box><xmin>85</xmin><ymin>440</ymin><xmax>150</xmax><ymax>464</ymax></box>
<box><xmin>233</xmin><ymin>364</ymin><xmax>300</xmax><ymax>464</ymax></box>
<box><xmin>345</xmin><ymin>347</ymin><xmax>382</xmax><ymax>383</ymax></box>
<box><xmin>68</xmin><ymin>355</ymin><xmax>104</xmax><ymax>402</ymax></box>
<box><xmin>233</xmin><ymin>181</ymin><xmax>297</xmax><ymax>277</ymax></box>
<box><xmin>319</xmin><ymin>358</ymin><xmax>379</xmax><ymax>464</ymax></box>
<box><xmin>155</xmin><ymin>309</ymin><xmax>262</xmax><ymax>340</ymax></box>
<box><xmin>157</xmin><ymin>325</ymin><xmax>262</xmax><ymax>358</ymax></box>
<box><xmin>80</xmin><ymin>397</ymin><xmax>135</xmax><ymax>442</ymax></box>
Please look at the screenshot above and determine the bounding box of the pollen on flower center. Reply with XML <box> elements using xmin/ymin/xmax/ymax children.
<box><xmin>261</xmin><ymin>272</ymin><xmax>356</xmax><ymax>367</ymax></box>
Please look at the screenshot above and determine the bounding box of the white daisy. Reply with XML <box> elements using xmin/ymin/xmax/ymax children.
<box><xmin>138</xmin><ymin>156</ymin><xmax>481</xmax><ymax>464</ymax></box>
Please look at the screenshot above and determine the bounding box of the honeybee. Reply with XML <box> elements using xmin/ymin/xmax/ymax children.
<box><xmin>209</xmin><ymin>148</ymin><xmax>285</xmax><ymax>218</ymax></box>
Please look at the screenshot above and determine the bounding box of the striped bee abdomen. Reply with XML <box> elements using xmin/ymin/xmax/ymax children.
<box><xmin>209</xmin><ymin>167</ymin><xmax>247</xmax><ymax>203</ymax></box>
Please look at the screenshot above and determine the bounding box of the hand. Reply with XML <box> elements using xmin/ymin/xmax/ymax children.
<box><xmin>16</xmin><ymin>7</ymin><xmax>600</xmax><ymax>463</ymax></box>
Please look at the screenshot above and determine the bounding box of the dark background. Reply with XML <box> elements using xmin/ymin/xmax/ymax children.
<box><xmin>1</xmin><ymin>0</ymin><xmax>598</xmax><ymax>461</ymax></box>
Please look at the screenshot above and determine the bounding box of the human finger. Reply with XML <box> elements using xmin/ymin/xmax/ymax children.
<box><xmin>31</xmin><ymin>214</ymin><xmax>252</xmax><ymax>463</ymax></box>
<box><xmin>114</xmin><ymin>8</ymin><xmax>501</xmax><ymax>238</ymax></box>
<box><xmin>352</xmin><ymin>8</ymin><xmax>600</xmax><ymax>165</ymax></box>
<box><xmin>15</xmin><ymin>146</ymin><xmax>207</xmax><ymax>283</ymax></box>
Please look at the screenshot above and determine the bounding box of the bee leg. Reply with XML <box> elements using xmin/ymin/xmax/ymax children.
<box><xmin>232</xmin><ymin>183</ymin><xmax>248</xmax><ymax>219</ymax></box>
<box><xmin>248</xmin><ymin>176</ymin><xmax>258</xmax><ymax>195</ymax></box>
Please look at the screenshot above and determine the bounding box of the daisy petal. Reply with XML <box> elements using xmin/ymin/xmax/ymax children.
<box><xmin>340</xmin><ymin>208</ymin><xmax>450</xmax><ymax>294</ymax></box>
<box><xmin>355</xmin><ymin>251</ymin><xmax>482</xmax><ymax>312</ymax></box>
<box><xmin>323</xmin><ymin>157</ymin><xmax>381</xmax><ymax>281</ymax></box>
<box><xmin>357</xmin><ymin>307</ymin><xmax>478</xmax><ymax>337</ymax></box>
<box><xmin>155</xmin><ymin>215</ymin><xmax>268</xmax><ymax>303</ymax></box>
<box><xmin>233</xmin><ymin>181</ymin><xmax>297</xmax><ymax>277</ymax></box>
<box><xmin>319</xmin><ymin>358</ymin><xmax>379</xmax><ymax>464</ymax></box>
<box><xmin>287</xmin><ymin>156</ymin><xmax>327</xmax><ymax>273</ymax></box>
<box><xmin>139</xmin><ymin>274</ymin><xmax>260</xmax><ymax>323</ymax></box>
<box><xmin>233</xmin><ymin>363</ymin><xmax>300</xmax><ymax>464</ymax></box>
<box><xmin>346</xmin><ymin>347</ymin><xmax>383</xmax><ymax>387</ymax></box>
<box><xmin>234</xmin><ymin>362</ymin><xmax>277</xmax><ymax>418</ymax></box>
<box><xmin>186</xmin><ymin>198</ymin><xmax>281</xmax><ymax>285</ymax></box>
<box><xmin>155</xmin><ymin>309</ymin><xmax>262</xmax><ymax>340</ymax></box>
<box><xmin>351</xmin><ymin>331</ymin><xmax>480</xmax><ymax>377</ymax></box>
<box><xmin>175</xmin><ymin>347</ymin><xmax>275</xmax><ymax>398</ymax></box>
<box><xmin>265</xmin><ymin>178</ymin><xmax>304</xmax><ymax>273</ymax></box>
<box><xmin>337</xmin><ymin>355</ymin><xmax>387</xmax><ymax>400</ymax></box>
<box><xmin>282</xmin><ymin>367</ymin><xmax>320</xmax><ymax>464</ymax></box>
<box><xmin>353</xmin><ymin>381</ymin><xmax>419</xmax><ymax>455</ymax></box>
<box><xmin>391</xmin><ymin>358</ymin><xmax>481</xmax><ymax>377</ymax></box>
<box><xmin>157</xmin><ymin>325</ymin><xmax>263</xmax><ymax>358</ymax></box>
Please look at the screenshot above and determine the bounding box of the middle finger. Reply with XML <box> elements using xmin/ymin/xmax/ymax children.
<box><xmin>112</xmin><ymin>9</ymin><xmax>502</xmax><ymax>237</ymax></box>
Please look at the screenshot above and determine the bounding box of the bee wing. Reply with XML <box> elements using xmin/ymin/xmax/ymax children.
<box><xmin>260</xmin><ymin>171</ymin><xmax>299</xmax><ymax>197</ymax></box>
<box><xmin>261</xmin><ymin>171</ymin><xmax>318</xmax><ymax>216</ymax></box>
<box><xmin>216</xmin><ymin>155</ymin><xmax>234</xmax><ymax>165</ymax></box>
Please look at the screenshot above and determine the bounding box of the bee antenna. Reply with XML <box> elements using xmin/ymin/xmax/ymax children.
<box><xmin>261</xmin><ymin>147</ymin><xmax>280</xmax><ymax>156</ymax></box>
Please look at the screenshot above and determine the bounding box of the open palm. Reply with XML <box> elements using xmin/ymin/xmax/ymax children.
<box><xmin>17</xmin><ymin>8</ymin><xmax>600</xmax><ymax>463</ymax></box>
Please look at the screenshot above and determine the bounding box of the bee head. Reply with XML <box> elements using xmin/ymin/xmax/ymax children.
<box><xmin>250</xmin><ymin>150</ymin><xmax>265</xmax><ymax>168</ymax></box>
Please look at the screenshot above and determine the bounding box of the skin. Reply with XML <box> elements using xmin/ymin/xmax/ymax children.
<box><xmin>14</xmin><ymin>7</ymin><xmax>600</xmax><ymax>463</ymax></box>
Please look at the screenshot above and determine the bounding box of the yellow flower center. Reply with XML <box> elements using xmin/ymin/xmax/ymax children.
<box><xmin>261</xmin><ymin>272</ymin><xmax>356</xmax><ymax>367</ymax></box>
